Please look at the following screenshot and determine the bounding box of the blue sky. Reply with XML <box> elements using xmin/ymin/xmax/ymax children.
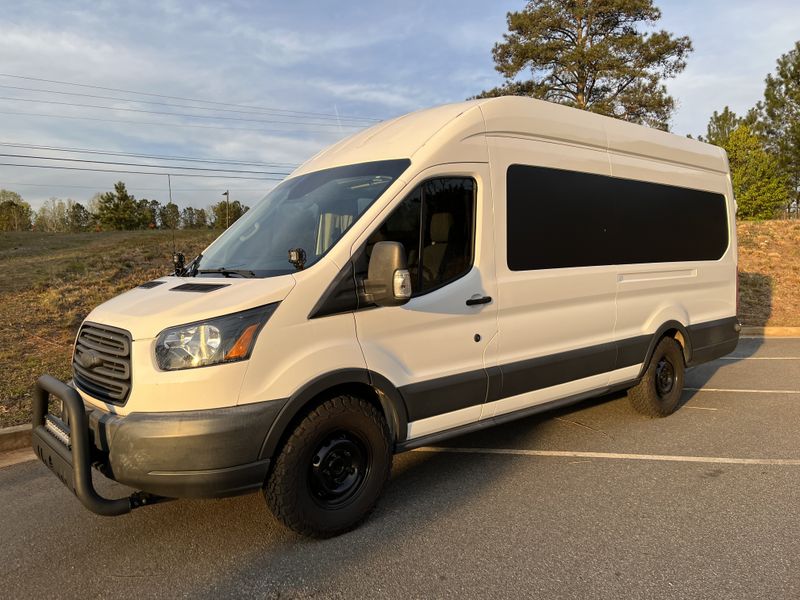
<box><xmin>2</xmin><ymin>0</ymin><xmax>799</xmax><ymax>210</ymax></box>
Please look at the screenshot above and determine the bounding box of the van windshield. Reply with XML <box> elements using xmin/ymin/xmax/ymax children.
<box><xmin>196</xmin><ymin>159</ymin><xmax>411</xmax><ymax>277</ymax></box>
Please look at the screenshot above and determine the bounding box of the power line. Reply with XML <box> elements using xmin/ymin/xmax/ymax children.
<box><xmin>0</xmin><ymin>181</ymin><xmax>269</xmax><ymax>192</ymax></box>
<box><xmin>0</xmin><ymin>83</ymin><xmax>378</xmax><ymax>125</ymax></box>
<box><xmin>0</xmin><ymin>73</ymin><xmax>383</xmax><ymax>122</ymax></box>
<box><xmin>0</xmin><ymin>153</ymin><xmax>292</xmax><ymax>175</ymax></box>
<box><xmin>0</xmin><ymin>162</ymin><xmax>284</xmax><ymax>180</ymax></box>
<box><xmin>0</xmin><ymin>109</ymin><xmax>353</xmax><ymax>135</ymax></box>
<box><xmin>0</xmin><ymin>95</ymin><xmax>365</xmax><ymax>129</ymax></box>
<box><xmin>0</xmin><ymin>142</ymin><xmax>300</xmax><ymax>168</ymax></box>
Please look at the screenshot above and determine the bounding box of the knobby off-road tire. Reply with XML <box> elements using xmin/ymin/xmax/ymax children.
<box><xmin>627</xmin><ymin>337</ymin><xmax>685</xmax><ymax>418</ymax></box>
<box><xmin>264</xmin><ymin>395</ymin><xmax>392</xmax><ymax>538</ymax></box>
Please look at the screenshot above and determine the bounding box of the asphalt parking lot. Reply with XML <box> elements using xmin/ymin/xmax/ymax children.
<box><xmin>1</xmin><ymin>337</ymin><xmax>799</xmax><ymax>599</ymax></box>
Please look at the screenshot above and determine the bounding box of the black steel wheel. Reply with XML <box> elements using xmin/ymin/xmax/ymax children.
<box><xmin>264</xmin><ymin>395</ymin><xmax>392</xmax><ymax>538</ymax></box>
<box><xmin>655</xmin><ymin>357</ymin><xmax>676</xmax><ymax>397</ymax></box>
<box><xmin>308</xmin><ymin>431</ymin><xmax>369</xmax><ymax>509</ymax></box>
<box><xmin>627</xmin><ymin>337</ymin><xmax>685</xmax><ymax>417</ymax></box>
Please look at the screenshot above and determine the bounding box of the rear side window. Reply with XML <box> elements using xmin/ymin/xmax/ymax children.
<box><xmin>368</xmin><ymin>177</ymin><xmax>475</xmax><ymax>294</ymax></box>
<box><xmin>506</xmin><ymin>164</ymin><xmax>729</xmax><ymax>271</ymax></box>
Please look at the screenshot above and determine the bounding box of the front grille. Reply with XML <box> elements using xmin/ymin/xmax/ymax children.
<box><xmin>72</xmin><ymin>323</ymin><xmax>132</xmax><ymax>404</ymax></box>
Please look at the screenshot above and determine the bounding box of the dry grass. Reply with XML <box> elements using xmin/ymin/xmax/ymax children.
<box><xmin>737</xmin><ymin>220</ymin><xmax>800</xmax><ymax>327</ymax></box>
<box><xmin>0</xmin><ymin>230</ymin><xmax>216</xmax><ymax>428</ymax></box>
<box><xmin>0</xmin><ymin>222</ymin><xmax>794</xmax><ymax>428</ymax></box>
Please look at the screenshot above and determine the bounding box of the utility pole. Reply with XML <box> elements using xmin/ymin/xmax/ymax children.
<box><xmin>222</xmin><ymin>190</ymin><xmax>230</xmax><ymax>229</ymax></box>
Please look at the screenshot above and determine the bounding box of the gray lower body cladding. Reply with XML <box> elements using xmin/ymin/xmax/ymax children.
<box><xmin>399</xmin><ymin>316</ymin><xmax>740</xmax><ymax>422</ymax></box>
<box><xmin>89</xmin><ymin>399</ymin><xmax>286</xmax><ymax>498</ymax></box>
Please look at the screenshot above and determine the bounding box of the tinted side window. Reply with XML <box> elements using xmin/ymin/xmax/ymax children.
<box><xmin>368</xmin><ymin>177</ymin><xmax>476</xmax><ymax>294</ymax></box>
<box><xmin>506</xmin><ymin>164</ymin><xmax>729</xmax><ymax>271</ymax></box>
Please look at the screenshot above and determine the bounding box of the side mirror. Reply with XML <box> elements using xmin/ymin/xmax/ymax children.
<box><xmin>364</xmin><ymin>241</ymin><xmax>412</xmax><ymax>307</ymax></box>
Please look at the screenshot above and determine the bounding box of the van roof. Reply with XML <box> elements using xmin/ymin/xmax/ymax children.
<box><xmin>293</xmin><ymin>96</ymin><xmax>728</xmax><ymax>177</ymax></box>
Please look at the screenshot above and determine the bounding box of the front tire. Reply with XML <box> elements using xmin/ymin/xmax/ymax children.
<box><xmin>264</xmin><ymin>395</ymin><xmax>392</xmax><ymax>538</ymax></box>
<box><xmin>627</xmin><ymin>337</ymin><xmax>685</xmax><ymax>417</ymax></box>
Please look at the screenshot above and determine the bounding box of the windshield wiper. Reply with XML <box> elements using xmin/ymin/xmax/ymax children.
<box><xmin>197</xmin><ymin>268</ymin><xmax>256</xmax><ymax>278</ymax></box>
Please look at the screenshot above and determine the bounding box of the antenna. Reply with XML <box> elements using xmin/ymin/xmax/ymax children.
<box><xmin>168</xmin><ymin>173</ymin><xmax>175</xmax><ymax>254</ymax></box>
<box><xmin>167</xmin><ymin>173</ymin><xmax>185</xmax><ymax>275</ymax></box>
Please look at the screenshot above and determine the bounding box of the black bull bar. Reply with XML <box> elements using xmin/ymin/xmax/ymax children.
<box><xmin>32</xmin><ymin>374</ymin><xmax>166</xmax><ymax>516</ymax></box>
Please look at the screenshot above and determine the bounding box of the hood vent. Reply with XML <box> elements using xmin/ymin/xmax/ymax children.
<box><xmin>138</xmin><ymin>280</ymin><xmax>166</xmax><ymax>289</ymax></box>
<box><xmin>170</xmin><ymin>282</ymin><xmax>230</xmax><ymax>293</ymax></box>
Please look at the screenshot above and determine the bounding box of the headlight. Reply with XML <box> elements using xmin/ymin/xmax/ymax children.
<box><xmin>155</xmin><ymin>303</ymin><xmax>278</xmax><ymax>371</ymax></box>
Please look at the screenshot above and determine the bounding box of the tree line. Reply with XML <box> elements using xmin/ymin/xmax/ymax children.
<box><xmin>477</xmin><ymin>0</ymin><xmax>800</xmax><ymax>220</ymax></box>
<box><xmin>0</xmin><ymin>181</ymin><xmax>249</xmax><ymax>232</ymax></box>
<box><xmin>696</xmin><ymin>43</ymin><xmax>800</xmax><ymax>220</ymax></box>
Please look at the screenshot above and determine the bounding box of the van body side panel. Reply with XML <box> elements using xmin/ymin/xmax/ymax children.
<box><xmin>485</xmin><ymin>136</ymin><xmax>618</xmax><ymax>418</ymax></box>
<box><xmin>608</xmin><ymin>152</ymin><xmax>737</xmax><ymax>365</ymax></box>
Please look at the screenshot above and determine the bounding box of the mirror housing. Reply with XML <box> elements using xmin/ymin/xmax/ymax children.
<box><xmin>364</xmin><ymin>241</ymin><xmax>412</xmax><ymax>307</ymax></box>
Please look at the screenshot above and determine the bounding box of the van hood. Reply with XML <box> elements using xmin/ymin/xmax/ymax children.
<box><xmin>84</xmin><ymin>275</ymin><xmax>296</xmax><ymax>340</ymax></box>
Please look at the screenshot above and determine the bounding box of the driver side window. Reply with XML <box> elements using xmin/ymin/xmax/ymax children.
<box><xmin>367</xmin><ymin>177</ymin><xmax>475</xmax><ymax>295</ymax></box>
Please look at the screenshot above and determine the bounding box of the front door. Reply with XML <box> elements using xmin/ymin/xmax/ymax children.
<box><xmin>352</xmin><ymin>164</ymin><xmax>498</xmax><ymax>441</ymax></box>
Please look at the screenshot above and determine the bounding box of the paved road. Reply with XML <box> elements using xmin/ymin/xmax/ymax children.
<box><xmin>2</xmin><ymin>338</ymin><xmax>799</xmax><ymax>599</ymax></box>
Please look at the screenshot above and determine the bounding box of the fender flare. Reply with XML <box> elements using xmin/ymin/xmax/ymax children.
<box><xmin>637</xmin><ymin>320</ymin><xmax>692</xmax><ymax>379</ymax></box>
<box><xmin>258</xmin><ymin>369</ymin><xmax>409</xmax><ymax>460</ymax></box>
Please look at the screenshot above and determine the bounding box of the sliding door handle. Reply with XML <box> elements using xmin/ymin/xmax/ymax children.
<box><xmin>466</xmin><ymin>295</ymin><xmax>492</xmax><ymax>306</ymax></box>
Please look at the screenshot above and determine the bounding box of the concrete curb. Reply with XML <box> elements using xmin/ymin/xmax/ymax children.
<box><xmin>0</xmin><ymin>424</ymin><xmax>31</xmax><ymax>453</ymax></box>
<box><xmin>741</xmin><ymin>326</ymin><xmax>800</xmax><ymax>337</ymax></box>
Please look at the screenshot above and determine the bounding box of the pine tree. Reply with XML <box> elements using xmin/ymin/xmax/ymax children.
<box><xmin>758</xmin><ymin>41</ymin><xmax>800</xmax><ymax>208</ymax></box>
<box><xmin>475</xmin><ymin>0</ymin><xmax>692</xmax><ymax>130</ymax></box>
<box><xmin>699</xmin><ymin>107</ymin><xmax>741</xmax><ymax>147</ymax></box>
<box><xmin>97</xmin><ymin>182</ymin><xmax>140</xmax><ymax>230</ymax></box>
<box><xmin>66</xmin><ymin>202</ymin><xmax>92</xmax><ymax>232</ymax></box>
<box><xmin>725</xmin><ymin>125</ymin><xmax>790</xmax><ymax>220</ymax></box>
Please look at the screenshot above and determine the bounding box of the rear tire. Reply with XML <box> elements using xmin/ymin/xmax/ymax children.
<box><xmin>627</xmin><ymin>337</ymin><xmax>685</xmax><ymax>417</ymax></box>
<box><xmin>264</xmin><ymin>394</ymin><xmax>392</xmax><ymax>538</ymax></box>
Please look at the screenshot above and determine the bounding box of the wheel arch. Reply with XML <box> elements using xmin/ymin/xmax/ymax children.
<box><xmin>258</xmin><ymin>369</ymin><xmax>408</xmax><ymax>461</ymax></box>
<box><xmin>637</xmin><ymin>320</ymin><xmax>692</xmax><ymax>379</ymax></box>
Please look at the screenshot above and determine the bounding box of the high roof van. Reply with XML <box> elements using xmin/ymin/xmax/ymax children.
<box><xmin>32</xmin><ymin>97</ymin><xmax>739</xmax><ymax>537</ymax></box>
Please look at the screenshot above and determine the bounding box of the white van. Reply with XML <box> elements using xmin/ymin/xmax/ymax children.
<box><xmin>33</xmin><ymin>97</ymin><xmax>739</xmax><ymax>537</ymax></box>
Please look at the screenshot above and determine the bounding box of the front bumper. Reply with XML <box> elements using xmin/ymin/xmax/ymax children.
<box><xmin>32</xmin><ymin>375</ymin><xmax>286</xmax><ymax>516</ymax></box>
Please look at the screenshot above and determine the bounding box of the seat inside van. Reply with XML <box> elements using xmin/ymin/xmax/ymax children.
<box><xmin>421</xmin><ymin>212</ymin><xmax>453</xmax><ymax>285</ymax></box>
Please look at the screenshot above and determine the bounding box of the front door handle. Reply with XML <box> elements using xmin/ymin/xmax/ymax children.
<box><xmin>466</xmin><ymin>295</ymin><xmax>492</xmax><ymax>306</ymax></box>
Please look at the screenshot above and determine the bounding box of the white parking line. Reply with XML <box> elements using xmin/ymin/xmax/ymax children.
<box><xmin>685</xmin><ymin>387</ymin><xmax>800</xmax><ymax>394</ymax></box>
<box><xmin>721</xmin><ymin>356</ymin><xmax>800</xmax><ymax>360</ymax></box>
<box><xmin>414</xmin><ymin>446</ymin><xmax>800</xmax><ymax>466</ymax></box>
<box><xmin>719</xmin><ymin>356</ymin><xmax>800</xmax><ymax>360</ymax></box>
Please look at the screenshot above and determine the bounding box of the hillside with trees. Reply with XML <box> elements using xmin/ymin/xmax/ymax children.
<box><xmin>0</xmin><ymin>180</ymin><xmax>248</xmax><ymax>232</ymax></box>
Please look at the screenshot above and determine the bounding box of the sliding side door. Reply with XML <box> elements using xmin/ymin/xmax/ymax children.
<box><xmin>488</xmin><ymin>138</ymin><xmax>618</xmax><ymax>417</ymax></box>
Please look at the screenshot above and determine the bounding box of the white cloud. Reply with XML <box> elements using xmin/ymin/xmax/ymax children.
<box><xmin>2</xmin><ymin>0</ymin><xmax>799</xmax><ymax>208</ymax></box>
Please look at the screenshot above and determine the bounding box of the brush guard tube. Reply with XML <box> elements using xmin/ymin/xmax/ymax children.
<box><xmin>32</xmin><ymin>374</ymin><xmax>166</xmax><ymax>516</ymax></box>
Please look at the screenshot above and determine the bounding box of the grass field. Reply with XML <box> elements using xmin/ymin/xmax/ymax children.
<box><xmin>0</xmin><ymin>221</ymin><xmax>797</xmax><ymax>428</ymax></box>
<box><xmin>0</xmin><ymin>230</ymin><xmax>216</xmax><ymax>428</ymax></box>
